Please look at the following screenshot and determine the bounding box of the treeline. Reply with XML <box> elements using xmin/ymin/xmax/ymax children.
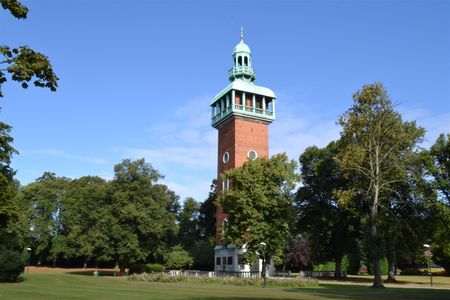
<box><xmin>2</xmin><ymin>159</ymin><xmax>216</xmax><ymax>273</ymax></box>
<box><xmin>288</xmin><ymin>83</ymin><xmax>450</xmax><ymax>284</ymax></box>
<box><xmin>292</xmin><ymin>134</ymin><xmax>450</xmax><ymax>276</ymax></box>
<box><xmin>216</xmin><ymin>83</ymin><xmax>449</xmax><ymax>289</ymax></box>
<box><xmin>1</xmin><ymin>83</ymin><xmax>449</xmax><ymax>285</ymax></box>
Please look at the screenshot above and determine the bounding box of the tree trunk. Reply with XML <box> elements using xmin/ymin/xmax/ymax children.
<box><xmin>370</xmin><ymin>185</ymin><xmax>385</xmax><ymax>288</ymax></box>
<box><xmin>385</xmin><ymin>239</ymin><xmax>397</xmax><ymax>282</ymax></box>
<box><xmin>335</xmin><ymin>256</ymin><xmax>343</xmax><ymax>279</ymax></box>
<box><xmin>83</xmin><ymin>257</ymin><xmax>88</xmax><ymax>269</ymax></box>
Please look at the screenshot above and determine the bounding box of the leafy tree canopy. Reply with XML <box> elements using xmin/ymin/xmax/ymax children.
<box><xmin>163</xmin><ymin>245</ymin><xmax>193</xmax><ymax>270</ymax></box>
<box><xmin>423</xmin><ymin>134</ymin><xmax>450</xmax><ymax>272</ymax></box>
<box><xmin>0</xmin><ymin>0</ymin><xmax>28</xmax><ymax>19</ymax></box>
<box><xmin>0</xmin><ymin>0</ymin><xmax>58</xmax><ymax>97</ymax></box>
<box><xmin>296</xmin><ymin>141</ymin><xmax>360</xmax><ymax>276</ymax></box>
<box><xmin>220</xmin><ymin>153</ymin><xmax>299</xmax><ymax>264</ymax></box>
<box><xmin>336</xmin><ymin>82</ymin><xmax>425</xmax><ymax>287</ymax></box>
<box><xmin>109</xmin><ymin>159</ymin><xmax>179</xmax><ymax>272</ymax></box>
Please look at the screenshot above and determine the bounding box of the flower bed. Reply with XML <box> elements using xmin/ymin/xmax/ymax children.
<box><xmin>128</xmin><ymin>272</ymin><xmax>318</xmax><ymax>288</ymax></box>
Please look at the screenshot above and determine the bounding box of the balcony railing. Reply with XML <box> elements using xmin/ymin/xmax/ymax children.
<box><xmin>212</xmin><ymin>104</ymin><xmax>274</xmax><ymax>125</ymax></box>
<box><xmin>228</xmin><ymin>66</ymin><xmax>255</xmax><ymax>79</ymax></box>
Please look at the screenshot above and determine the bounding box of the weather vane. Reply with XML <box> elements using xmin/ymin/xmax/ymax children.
<box><xmin>240</xmin><ymin>27</ymin><xmax>244</xmax><ymax>41</ymax></box>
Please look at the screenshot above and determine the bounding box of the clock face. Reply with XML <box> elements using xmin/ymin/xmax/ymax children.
<box><xmin>248</xmin><ymin>150</ymin><xmax>257</xmax><ymax>161</ymax></box>
<box><xmin>223</xmin><ymin>152</ymin><xmax>230</xmax><ymax>163</ymax></box>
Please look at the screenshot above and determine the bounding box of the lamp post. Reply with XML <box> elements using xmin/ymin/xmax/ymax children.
<box><xmin>423</xmin><ymin>244</ymin><xmax>433</xmax><ymax>287</ymax></box>
<box><xmin>26</xmin><ymin>248</ymin><xmax>31</xmax><ymax>275</ymax></box>
<box><xmin>260</xmin><ymin>242</ymin><xmax>267</xmax><ymax>288</ymax></box>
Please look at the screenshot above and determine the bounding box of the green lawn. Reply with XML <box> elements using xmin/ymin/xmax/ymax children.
<box><xmin>0</xmin><ymin>273</ymin><xmax>449</xmax><ymax>300</ymax></box>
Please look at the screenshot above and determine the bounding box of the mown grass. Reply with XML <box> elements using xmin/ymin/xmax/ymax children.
<box><xmin>341</xmin><ymin>274</ymin><xmax>450</xmax><ymax>289</ymax></box>
<box><xmin>0</xmin><ymin>273</ymin><xmax>449</xmax><ymax>300</ymax></box>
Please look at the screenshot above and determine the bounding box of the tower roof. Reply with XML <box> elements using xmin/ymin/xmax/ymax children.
<box><xmin>211</xmin><ymin>80</ymin><xmax>275</xmax><ymax>105</ymax></box>
<box><xmin>233</xmin><ymin>39</ymin><xmax>251</xmax><ymax>54</ymax></box>
<box><xmin>233</xmin><ymin>27</ymin><xmax>251</xmax><ymax>54</ymax></box>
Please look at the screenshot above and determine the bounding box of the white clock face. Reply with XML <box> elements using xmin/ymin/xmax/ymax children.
<box><xmin>248</xmin><ymin>150</ymin><xmax>257</xmax><ymax>161</ymax></box>
<box><xmin>223</xmin><ymin>152</ymin><xmax>230</xmax><ymax>163</ymax></box>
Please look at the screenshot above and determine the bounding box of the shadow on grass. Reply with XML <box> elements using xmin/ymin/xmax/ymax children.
<box><xmin>282</xmin><ymin>285</ymin><xmax>450</xmax><ymax>300</ymax></box>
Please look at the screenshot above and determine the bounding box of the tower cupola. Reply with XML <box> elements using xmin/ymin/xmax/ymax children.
<box><xmin>211</xmin><ymin>29</ymin><xmax>276</xmax><ymax>129</ymax></box>
<box><xmin>228</xmin><ymin>28</ymin><xmax>256</xmax><ymax>82</ymax></box>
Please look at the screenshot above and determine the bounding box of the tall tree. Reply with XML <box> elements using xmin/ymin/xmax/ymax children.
<box><xmin>177</xmin><ymin>197</ymin><xmax>200</xmax><ymax>250</ymax></box>
<box><xmin>109</xmin><ymin>158</ymin><xmax>178</xmax><ymax>272</ymax></box>
<box><xmin>423</xmin><ymin>134</ymin><xmax>450</xmax><ymax>272</ymax></box>
<box><xmin>190</xmin><ymin>181</ymin><xmax>216</xmax><ymax>269</ymax></box>
<box><xmin>197</xmin><ymin>180</ymin><xmax>217</xmax><ymax>239</ymax></box>
<box><xmin>1</xmin><ymin>0</ymin><xmax>58</xmax><ymax>97</ymax></box>
<box><xmin>220</xmin><ymin>153</ymin><xmax>299</xmax><ymax>272</ymax></box>
<box><xmin>296</xmin><ymin>141</ymin><xmax>360</xmax><ymax>278</ymax></box>
<box><xmin>22</xmin><ymin>172</ymin><xmax>70</xmax><ymax>265</ymax></box>
<box><xmin>336</xmin><ymin>82</ymin><xmax>425</xmax><ymax>288</ymax></box>
<box><xmin>61</xmin><ymin>176</ymin><xmax>112</xmax><ymax>268</ymax></box>
<box><xmin>0</xmin><ymin>122</ymin><xmax>20</xmax><ymax>248</ymax></box>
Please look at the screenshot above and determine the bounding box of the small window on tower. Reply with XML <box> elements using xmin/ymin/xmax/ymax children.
<box><xmin>238</xmin><ymin>56</ymin><xmax>242</xmax><ymax>66</ymax></box>
<box><xmin>248</xmin><ymin>150</ymin><xmax>258</xmax><ymax>161</ymax></box>
<box><xmin>222</xmin><ymin>179</ymin><xmax>230</xmax><ymax>190</ymax></box>
<box><xmin>223</xmin><ymin>152</ymin><xmax>230</xmax><ymax>163</ymax></box>
<box><xmin>244</xmin><ymin>56</ymin><xmax>248</xmax><ymax>66</ymax></box>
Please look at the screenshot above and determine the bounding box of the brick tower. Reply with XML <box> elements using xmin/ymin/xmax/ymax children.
<box><xmin>211</xmin><ymin>30</ymin><xmax>276</xmax><ymax>273</ymax></box>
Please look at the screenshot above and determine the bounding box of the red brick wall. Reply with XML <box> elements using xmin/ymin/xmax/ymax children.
<box><xmin>215</xmin><ymin>116</ymin><xmax>269</xmax><ymax>244</ymax></box>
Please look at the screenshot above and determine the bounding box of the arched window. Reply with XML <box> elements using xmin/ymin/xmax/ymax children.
<box><xmin>244</xmin><ymin>56</ymin><xmax>248</xmax><ymax>66</ymax></box>
<box><xmin>238</xmin><ymin>56</ymin><xmax>242</xmax><ymax>66</ymax></box>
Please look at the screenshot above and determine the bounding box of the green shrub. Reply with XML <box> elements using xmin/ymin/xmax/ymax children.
<box><xmin>431</xmin><ymin>241</ymin><xmax>450</xmax><ymax>274</ymax></box>
<box><xmin>164</xmin><ymin>245</ymin><xmax>193</xmax><ymax>269</ymax></box>
<box><xmin>313</xmin><ymin>261</ymin><xmax>335</xmax><ymax>271</ymax></box>
<box><xmin>129</xmin><ymin>263</ymin><xmax>165</xmax><ymax>274</ymax></box>
<box><xmin>0</xmin><ymin>248</ymin><xmax>25</xmax><ymax>282</ymax></box>
<box><xmin>146</xmin><ymin>263</ymin><xmax>165</xmax><ymax>272</ymax></box>
<box><xmin>312</xmin><ymin>257</ymin><xmax>349</xmax><ymax>272</ymax></box>
<box><xmin>129</xmin><ymin>264</ymin><xmax>146</xmax><ymax>275</ymax></box>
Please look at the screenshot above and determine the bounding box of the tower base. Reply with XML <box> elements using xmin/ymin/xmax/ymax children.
<box><xmin>214</xmin><ymin>244</ymin><xmax>274</xmax><ymax>275</ymax></box>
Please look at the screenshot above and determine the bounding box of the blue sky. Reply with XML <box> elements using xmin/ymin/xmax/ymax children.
<box><xmin>2</xmin><ymin>0</ymin><xmax>449</xmax><ymax>202</ymax></box>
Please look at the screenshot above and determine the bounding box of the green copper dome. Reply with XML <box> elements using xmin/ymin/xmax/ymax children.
<box><xmin>229</xmin><ymin>29</ymin><xmax>255</xmax><ymax>82</ymax></box>
<box><xmin>233</xmin><ymin>39</ymin><xmax>251</xmax><ymax>54</ymax></box>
